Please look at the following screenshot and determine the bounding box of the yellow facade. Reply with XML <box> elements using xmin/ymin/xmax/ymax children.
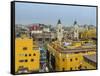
<box><xmin>82</xmin><ymin>60</ymin><xmax>96</xmax><ymax>69</ymax></box>
<box><xmin>15</xmin><ymin>37</ymin><xmax>40</xmax><ymax>73</ymax></box>
<box><xmin>55</xmin><ymin>52</ymin><xmax>96</xmax><ymax>71</ymax></box>
<box><xmin>47</xmin><ymin>41</ymin><xmax>96</xmax><ymax>71</ymax></box>
<box><xmin>80</xmin><ymin>29</ymin><xmax>96</xmax><ymax>39</ymax></box>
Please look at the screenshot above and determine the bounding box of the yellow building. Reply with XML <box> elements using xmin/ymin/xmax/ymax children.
<box><xmin>15</xmin><ymin>37</ymin><xmax>40</xmax><ymax>73</ymax></box>
<box><xmin>83</xmin><ymin>54</ymin><xmax>97</xmax><ymax>69</ymax></box>
<box><xmin>47</xmin><ymin>41</ymin><xmax>96</xmax><ymax>71</ymax></box>
<box><xmin>80</xmin><ymin>28</ymin><xmax>96</xmax><ymax>39</ymax></box>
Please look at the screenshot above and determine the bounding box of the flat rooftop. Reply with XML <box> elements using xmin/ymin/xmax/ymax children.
<box><xmin>48</xmin><ymin>41</ymin><xmax>96</xmax><ymax>53</ymax></box>
<box><xmin>49</xmin><ymin>44</ymin><xmax>96</xmax><ymax>53</ymax></box>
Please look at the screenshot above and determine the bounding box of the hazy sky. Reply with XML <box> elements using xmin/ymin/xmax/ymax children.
<box><xmin>15</xmin><ymin>2</ymin><xmax>96</xmax><ymax>26</ymax></box>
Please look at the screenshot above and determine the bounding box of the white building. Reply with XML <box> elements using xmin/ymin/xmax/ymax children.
<box><xmin>73</xmin><ymin>21</ymin><xmax>79</xmax><ymax>40</ymax></box>
<box><xmin>56</xmin><ymin>19</ymin><xmax>63</xmax><ymax>44</ymax></box>
<box><xmin>43</xmin><ymin>27</ymin><xmax>50</xmax><ymax>32</ymax></box>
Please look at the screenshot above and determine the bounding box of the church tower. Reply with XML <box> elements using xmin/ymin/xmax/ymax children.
<box><xmin>73</xmin><ymin>20</ymin><xmax>79</xmax><ymax>40</ymax></box>
<box><xmin>56</xmin><ymin>19</ymin><xmax>63</xmax><ymax>45</ymax></box>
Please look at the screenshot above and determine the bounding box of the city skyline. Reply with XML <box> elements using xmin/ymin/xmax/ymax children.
<box><xmin>15</xmin><ymin>2</ymin><xmax>96</xmax><ymax>26</ymax></box>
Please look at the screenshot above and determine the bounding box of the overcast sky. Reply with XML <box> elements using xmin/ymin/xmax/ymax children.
<box><xmin>15</xmin><ymin>2</ymin><xmax>96</xmax><ymax>26</ymax></box>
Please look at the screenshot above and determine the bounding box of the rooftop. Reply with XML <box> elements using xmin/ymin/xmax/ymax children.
<box><xmin>57</xmin><ymin>19</ymin><xmax>61</xmax><ymax>24</ymax></box>
<box><xmin>49</xmin><ymin>41</ymin><xmax>96</xmax><ymax>53</ymax></box>
<box><xmin>84</xmin><ymin>54</ymin><xmax>97</xmax><ymax>63</ymax></box>
<box><xmin>56</xmin><ymin>46</ymin><xmax>96</xmax><ymax>53</ymax></box>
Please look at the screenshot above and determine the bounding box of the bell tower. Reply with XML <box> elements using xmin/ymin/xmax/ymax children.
<box><xmin>73</xmin><ymin>20</ymin><xmax>79</xmax><ymax>40</ymax></box>
<box><xmin>56</xmin><ymin>19</ymin><xmax>63</xmax><ymax>44</ymax></box>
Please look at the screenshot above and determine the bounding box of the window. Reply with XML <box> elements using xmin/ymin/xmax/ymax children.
<box><xmin>45</xmin><ymin>38</ymin><xmax>49</xmax><ymax>41</ymax></box>
<box><xmin>59</xmin><ymin>29</ymin><xmax>61</xmax><ymax>32</ymax></box>
<box><xmin>23</xmin><ymin>47</ymin><xmax>27</xmax><ymax>50</ymax></box>
<box><xmin>62</xmin><ymin>68</ymin><xmax>65</xmax><ymax>71</ymax></box>
<box><xmin>25</xmin><ymin>60</ymin><xmax>28</xmax><ymax>62</ymax></box>
<box><xmin>75</xmin><ymin>58</ymin><xmax>78</xmax><ymax>61</ymax></box>
<box><xmin>33</xmin><ymin>53</ymin><xmax>36</xmax><ymax>56</ymax></box>
<box><xmin>31</xmin><ymin>59</ymin><xmax>34</xmax><ymax>62</ymax></box>
<box><xmin>25</xmin><ymin>54</ymin><xmax>27</xmax><ymax>56</ymax></box>
<box><xmin>70</xmin><ymin>59</ymin><xmax>72</xmax><ymax>62</ymax></box>
<box><xmin>29</xmin><ymin>54</ymin><xmax>31</xmax><ymax>56</ymax></box>
<box><xmin>19</xmin><ymin>60</ymin><xmax>24</xmax><ymax>62</ymax></box>
<box><xmin>78</xmin><ymin>65</ymin><xmax>82</xmax><ymax>70</ymax></box>
<box><xmin>63</xmin><ymin>58</ymin><xmax>65</xmax><ymax>61</ymax></box>
<box><xmin>33</xmin><ymin>38</ymin><xmax>35</xmax><ymax>41</ymax></box>
<box><xmin>38</xmin><ymin>38</ymin><xmax>42</xmax><ymax>41</ymax></box>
